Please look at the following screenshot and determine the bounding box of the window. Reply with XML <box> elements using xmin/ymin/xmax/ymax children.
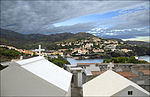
<box><xmin>128</xmin><ymin>91</ymin><xmax>133</xmax><ymax>95</ymax></box>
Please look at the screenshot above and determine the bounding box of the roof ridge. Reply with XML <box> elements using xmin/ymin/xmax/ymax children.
<box><xmin>20</xmin><ymin>58</ymin><xmax>44</xmax><ymax>66</ymax></box>
<box><xmin>16</xmin><ymin>56</ymin><xmax>44</xmax><ymax>66</ymax></box>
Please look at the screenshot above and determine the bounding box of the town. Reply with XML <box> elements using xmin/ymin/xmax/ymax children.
<box><xmin>0</xmin><ymin>42</ymin><xmax>150</xmax><ymax>97</ymax></box>
<box><xmin>1</xmin><ymin>0</ymin><xmax>150</xmax><ymax>97</ymax></box>
<box><xmin>0</xmin><ymin>37</ymin><xmax>133</xmax><ymax>60</ymax></box>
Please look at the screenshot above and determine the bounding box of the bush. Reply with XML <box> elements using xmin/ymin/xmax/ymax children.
<box><xmin>0</xmin><ymin>47</ymin><xmax>22</xmax><ymax>62</ymax></box>
<box><xmin>48</xmin><ymin>56</ymin><xmax>70</xmax><ymax>67</ymax></box>
<box><xmin>103</xmin><ymin>56</ymin><xmax>148</xmax><ymax>64</ymax></box>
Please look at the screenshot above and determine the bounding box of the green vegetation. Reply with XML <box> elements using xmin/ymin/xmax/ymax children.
<box><xmin>0</xmin><ymin>64</ymin><xmax>8</xmax><ymax>71</ymax></box>
<box><xmin>48</xmin><ymin>56</ymin><xmax>70</xmax><ymax>67</ymax></box>
<box><xmin>103</xmin><ymin>56</ymin><xmax>148</xmax><ymax>64</ymax></box>
<box><xmin>0</xmin><ymin>29</ymin><xmax>96</xmax><ymax>50</ymax></box>
<box><xmin>0</xmin><ymin>47</ymin><xmax>21</xmax><ymax>58</ymax></box>
<box><xmin>117</xmin><ymin>44</ymin><xmax>150</xmax><ymax>56</ymax></box>
<box><xmin>1</xmin><ymin>28</ymin><xmax>150</xmax><ymax>58</ymax></box>
<box><xmin>0</xmin><ymin>47</ymin><xmax>22</xmax><ymax>62</ymax></box>
<box><xmin>125</xmin><ymin>41</ymin><xmax>150</xmax><ymax>48</ymax></box>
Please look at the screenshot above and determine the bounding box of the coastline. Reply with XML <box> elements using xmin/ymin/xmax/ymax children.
<box><xmin>67</xmin><ymin>55</ymin><xmax>150</xmax><ymax>65</ymax></box>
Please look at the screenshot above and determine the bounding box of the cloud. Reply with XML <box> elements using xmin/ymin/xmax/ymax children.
<box><xmin>42</xmin><ymin>22</ymin><xmax>96</xmax><ymax>34</ymax></box>
<box><xmin>122</xmin><ymin>36</ymin><xmax>150</xmax><ymax>42</ymax></box>
<box><xmin>88</xmin><ymin>4</ymin><xmax>149</xmax><ymax>39</ymax></box>
<box><xmin>1</xmin><ymin>0</ymin><xmax>148</xmax><ymax>34</ymax></box>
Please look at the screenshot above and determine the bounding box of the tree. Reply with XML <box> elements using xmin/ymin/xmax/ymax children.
<box><xmin>103</xmin><ymin>56</ymin><xmax>148</xmax><ymax>64</ymax></box>
<box><xmin>127</xmin><ymin>56</ymin><xmax>138</xmax><ymax>63</ymax></box>
<box><xmin>48</xmin><ymin>55</ymin><xmax>70</xmax><ymax>67</ymax></box>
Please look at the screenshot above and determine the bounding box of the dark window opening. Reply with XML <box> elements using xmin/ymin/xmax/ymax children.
<box><xmin>128</xmin><ymin>91</ymin><xmax>133</xmax><ymax>95</ymax></box>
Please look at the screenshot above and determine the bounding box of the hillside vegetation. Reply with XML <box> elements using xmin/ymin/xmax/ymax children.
<box><xmin>0</xmin><ymin>28</ymin><xmax>149</xmax><ymax>58</ymax></box>
<box><xmin>0</xmin><ymin>47</ymin><xmax>22</xmax><ymax>62</ymax></box>
<box><xmin>0</xmin><ymin>29</ymin><xmax>96</xmax><ymax>49</ymax></box>
<box><xmin>103</xmin><ymin>56</ymin><xmax>149</xmax><ymax>64</ymax></box>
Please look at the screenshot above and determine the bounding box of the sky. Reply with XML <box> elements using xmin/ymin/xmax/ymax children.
<box><xmin>0</xmin><ymin>0</ymin><xmax>150</xmax><ymax>42</ymax></box>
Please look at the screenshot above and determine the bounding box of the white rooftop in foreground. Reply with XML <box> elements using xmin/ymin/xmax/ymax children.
<box><xmin>83</xmin><ymin>70</ymin><xmax>150</xmax><ymax>96</ymax></box>
<box><xmin>16</xmin><ymin>56</ymin><xmax>72</xmax><ymax>92</ymax></box>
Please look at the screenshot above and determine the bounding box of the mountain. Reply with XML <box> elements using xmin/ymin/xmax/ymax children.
<box><xmin>125</xmin><ymin>41</ymin><xmax>150</xmax><ymax>48</ymax></box>
<box><xmin>0</xmin><ymin>29</ymin><xmax>96</xmax><ymax>49</ymax></box>
<box><xmin>1</xmin><ymin>28</ymin><xmax>149</xmax><ymax>50</ymax></box>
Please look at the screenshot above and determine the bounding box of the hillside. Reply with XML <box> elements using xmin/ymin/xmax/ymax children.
<box><xmin>0</xmin><ymin>46</ymin><xmax>21</xmax><ymax>62</ymax></box>
<box><xmin>105</xmin><ymin>38</ymin><xmax>150</xmax><ymax>48</ymax></box>
<box><xmin>0</xmin><ymin>29</ymin><xmax>96</xmax><ymax>49</ymax></box>
<box><xmin>125</xmin><ymin>41</ymin><xmax>150</xmax><ymax>48</ymax></box>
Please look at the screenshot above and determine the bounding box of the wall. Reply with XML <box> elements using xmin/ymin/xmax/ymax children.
<box><xmin>1</xmin><ymin>65</ymin><xmax>66</xmax><ymax>96</ymax></box>
<box><xmin>77</xmin><ymin>71</ymin><xmax>82</xmax><ymax>87</ymax></box>
<box><xmin>65</xmin><ymin>85</ymin><xmax>71</xmax><ymax>97</ymax></box>
<box><xmin>112</xmin><ymin>85</ymin><xmax>149</xmax><ymax>97</ymax></box>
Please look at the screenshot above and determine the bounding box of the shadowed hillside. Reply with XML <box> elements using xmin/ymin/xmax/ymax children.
<box><xmin>0</xmin><ymin>29</ymin><xmax>96</xmax><ymax>49</ymax></box>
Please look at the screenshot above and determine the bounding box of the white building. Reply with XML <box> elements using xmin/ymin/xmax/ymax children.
<box><xmin>1</xmin><ymin>56</ymin><xmax>72</xmax><ymax>97</ymax></box>
<box><xmin>83</xmin><ymin>70</ymin><xmax>149</xmax><ymax>97</ymax></box>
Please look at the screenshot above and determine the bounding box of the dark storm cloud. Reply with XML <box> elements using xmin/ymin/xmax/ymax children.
<box><xmin>47</xmin><ymin>22</ymin><xmax>96</xmax><ymax>34</ymax></box>
<box><xmin>1</xmin><ymin>0</ymin><xmax>147</xmax><ymax>34</ymax></box>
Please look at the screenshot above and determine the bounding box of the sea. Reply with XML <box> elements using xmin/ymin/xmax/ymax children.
<box><xmin>67</xmin><ymin>55</ymin><xmax>150</xmax><ymax>65</ymax></box>
<box><xmin>138</xmin><ymin>55</ymin><xmax>150</xmax><ymax>63</ymax></box>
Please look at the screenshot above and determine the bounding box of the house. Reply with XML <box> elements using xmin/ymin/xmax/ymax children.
<box><xmin>84</xmin><ymin>43</ymin><xmax>93</xmax><ymax>49</ymax></box>
<box><xmin>137</xmin><ymin>70</ymin><xmax>150</xmax><ymax>76</ymax></box>
<box><xmin>23</xmin><ymin>50</ymin><xmax>34</xmax><ymax>55</ymax></box>
<box><xmin>93</xmin><ymin>49</ymin><xmax>104</xmax><ymax>53</ymax></box>
<box><xmin>83</xmin><ymin>70</ymin><xmax>149</xmax><ymax>97</ymax></box>
<box><xmin>90</xmin><ymin>70</ymin><xmax>138</xmax><ymax>80</ymax></box>
<box><xmin>52</xmin><ymin>51</ymin><xmax>64</xmax><ymax>56</ymax></box>
<box><xmin>92</xmin><ymin>38</ymin><xmax>101</xmax><ymax>42</ymax></box>
<box><xmin>17</xmin><ymin>49</ymin><xmax>24</xmax><ymax>53</ymax></box>
<box><xmin>72</xmin><ymin>48</ymin><xmax>81</xmax><ymax>53</ymax></box>
<box><xmin>132</xmin><ymin>69</ymin><xmax>150</xmax><ymax>92</ymax></box>
<box><xmin>121</xmin><ymin>49</ymin><xmax>132</xmax><ymax>53</ymax></box>
<box><xmin>116</xmin><ymin>72</ymin><xmax>137</xmax><ymax>80</ymax></box>
<box><xmin>78</xmin><ymin>49</ymin><xmax>88</xmax><ymax>54</ymax></box>
<box><xmin>104</xmin><ymin>41</ymin><xmax>111</xmax><ymax>44</ymax></box>
<box><xmin>1</xmin><ymin>56</ymin><xmax>72</xmax><ymax>97</ymax></box>
<box><xmin>91</xmin><ymin>71</ymin><xmax>105</xmax><ymax>77</ymax></box>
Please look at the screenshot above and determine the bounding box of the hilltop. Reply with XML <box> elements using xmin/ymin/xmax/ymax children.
<box><xmin>0</xmin><ymin>29</ymin><xmax>96</xmax><ymax>49</ymax></box>
<box><xmin>1</xmin><ymin>28</ymin><xmax>149</xmax><ymax>49</ymax></box>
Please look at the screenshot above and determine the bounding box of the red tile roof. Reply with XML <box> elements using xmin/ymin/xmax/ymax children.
<box><xmin>137</xmin><ymin>70</ymin><xmax>150</xmax><ymax>75</ymax></box>
<box><xmin>77</xmin><ymin>63</ymin><xmax>96</xmax><ymax>66</ymax></box>
<box><xmin>91</xmin><ymin>71</ymin><xmax>105</xmax><ymax>76</ymax></box>
<box><xmin>117</xmin><ymin>72</ymin><xmax>137</xmax><ymax>78</ymax></box>
<box><xmin>91</xmin><ymin>71</ymin><xmax>137</xmax><ymax>79</ymax></box>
